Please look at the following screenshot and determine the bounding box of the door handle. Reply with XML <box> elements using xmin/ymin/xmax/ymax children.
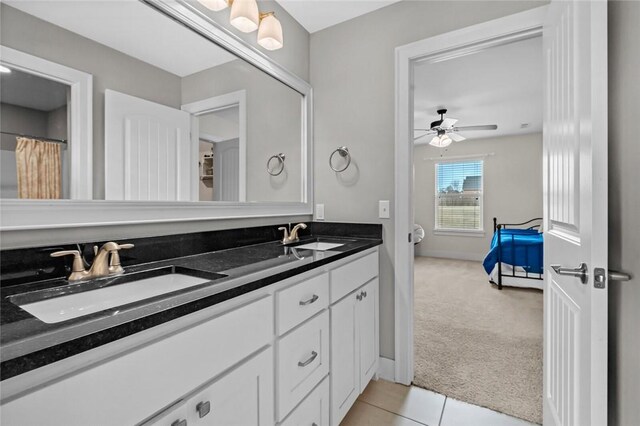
<box><xmin>608</xmin><ymin>269</ymin><xmax>632</xmax><ymax>282</ymax></box>
<box><xmin>551</xmin><ymin>263</ymin><xmax>588</xmax><ymax>284</ymax></box>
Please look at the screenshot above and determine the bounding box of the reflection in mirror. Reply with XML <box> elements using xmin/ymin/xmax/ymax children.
<box><xmin>0</xmin><ymin>67</ymin><xmax>70</xmax><ymax>199</ymax></box>
<box><xmin>0</xmin><ymin>0</ymin><xmax>304</xmax><ymax>203</ymax></box>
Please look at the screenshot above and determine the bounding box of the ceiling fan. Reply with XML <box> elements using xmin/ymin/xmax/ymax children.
<box><xmin>414</xmin><ymin>108</ymin><xmax>498</xmax><ymax>147</ymax></box>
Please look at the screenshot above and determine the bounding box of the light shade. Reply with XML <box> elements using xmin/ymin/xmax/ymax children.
<box><xmin>197</xmin><ymin>0</ymin><xmax>228</xmax><ymax>11</ymax></box>
<box><xmin>230</xmin><ymin>0</ymin><xmax>260</xmax><ymax>33</ymax></box>
<box><xmin>429</xmin><ymin>134</ymin><xmax>452</xmax><ymax>148</ymax></box>
<box><xmin>258</xmin><ymin>13</ymin><xmax>283</xmax><ymax>51</ymax></box>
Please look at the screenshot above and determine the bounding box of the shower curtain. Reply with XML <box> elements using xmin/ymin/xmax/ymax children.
<box><xmin>15</xmin><ymin>137</ymin><xmax>62</xmax><ymax>199</ymax></box>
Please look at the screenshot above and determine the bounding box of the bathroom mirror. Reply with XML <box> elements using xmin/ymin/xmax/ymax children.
<box><xmin>0</xmin><ymin>0</ymin><xmax>312</xmax><ymax>229</ymax></box>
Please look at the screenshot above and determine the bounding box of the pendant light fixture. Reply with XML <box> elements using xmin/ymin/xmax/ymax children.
<box><xmin>230</xmin><ymin>0</ymin><xmax>260</xmax><ymax>33</ymax></box>
<box><xmin>197</xmin><ymin>0</ymin><xmax>283</xmax><ymax>50</ymax></box>
<box><xmin>197</xmin><ymin>0</ymin><xmax>228</xmax><ymax>12</ymax></box>
<box><xmin>429</xmin><ymin>132</ymin><xmax>452</xmax><ymax>148</ymax></box>
<box><xmin>258</xmin><ymin>12</ymin><xmax>283</xmax><ymax>51</ymax></box>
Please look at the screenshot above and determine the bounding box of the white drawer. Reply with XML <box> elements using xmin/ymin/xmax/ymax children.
<box><xmin>276</xmin><ymin>273</ymin><xmax>329</xmax><ymax>335</ymax></box>
<box><xmin>1</xmin><ymin>296</ymin><xmax>274</xmax><ymax>426</ymax></box>
<box><xmin>279</xmin><ymin>377</ymin><xmax>330</xmax><ymax>426</ymax></box>
<box><xmin>330</xmin><ymin>251</ymin><xmax>378</xmax><ymax>303</ymax></box>
<box><xmin>277</xmin><ymin>310</ymin><xmax>330</xmax><ymax>421</ymax></box>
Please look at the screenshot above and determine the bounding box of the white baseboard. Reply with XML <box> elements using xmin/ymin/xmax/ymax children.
<box><xmin>417</xmin><ymin>250</ymin><xmax>484</xmax><ymax>262</ymax></box>
<box><xmin>377</xmin><ymin>357</ymin><xmax>395</xmax><ymax>382</ymax></box>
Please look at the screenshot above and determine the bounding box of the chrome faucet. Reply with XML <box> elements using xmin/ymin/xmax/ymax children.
<box><xmin>279</xmin><ymin>223</ymin><xmax>307</xmax><ymax>245</ymax></box>
<box><xmin>51</xmin><ymin>242</ymin><xmax>134</xmax><ymax>282</ymax></box>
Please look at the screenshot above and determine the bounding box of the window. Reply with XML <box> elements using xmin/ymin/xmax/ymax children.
<box><xmin>435</xmin><ymin>160</ymin><xmax>483</xmax><ymax>231</ymax></box>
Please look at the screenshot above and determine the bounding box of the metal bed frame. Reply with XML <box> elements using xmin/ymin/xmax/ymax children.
<box><xmin>492</xmin><ymin>217</ymin><xmax>544</xmax><ymax>290</ymax></box>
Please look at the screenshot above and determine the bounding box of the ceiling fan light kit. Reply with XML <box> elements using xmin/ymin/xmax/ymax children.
<box><xmin>197</xmin><ymin>0</ymin><xmax>284</xmax><ymax>50</ymax></box>
<box><xmin>414</xmin><ymin>107</ymin><xmax>498</xmax><ymax>147</ymax></box>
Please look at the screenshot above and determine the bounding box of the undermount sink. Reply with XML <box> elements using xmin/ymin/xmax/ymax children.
<box><xmin>11</xmin><ymin>266</ymin><xmax>226</xmax><ymax>324</ymax></box>
<box><xmin>294</xmin><ymin>242</ymin><xmax>344</xmax><ymax>251</ymax></box>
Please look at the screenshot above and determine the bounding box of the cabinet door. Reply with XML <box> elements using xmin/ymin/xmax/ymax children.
<box><xmin>357</xmin><ymin>278</ymin><xmax>378</xmax><ymax>392</ymax></box>
<box><xmin>153</xmin><ymin>348</ymin><xmax>274</xmax><ymax>426</ymax></box>
<box><xmin>330</xmin><ymin>293</ymin><xmax>359</xmax><ymax>426</ymax></box>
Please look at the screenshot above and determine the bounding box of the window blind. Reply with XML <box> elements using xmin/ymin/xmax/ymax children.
<box><xmin>435</xmin><ymin>160</ymin><xmax>483</xmax><ymax>230</ymax></box>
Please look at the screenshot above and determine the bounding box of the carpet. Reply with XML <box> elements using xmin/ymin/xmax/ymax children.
<box><xmin>413</xmin><ymin>257</ymin><xmax>543</xmax><ymax>424</ymax></box>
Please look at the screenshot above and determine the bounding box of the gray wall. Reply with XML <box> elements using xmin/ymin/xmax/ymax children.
<box><xmin>607</xmin><ymin>1</ymin><xmax>640</xmax><ymax>425</ymax></box>
<box><xmin>414</xmin><ymin>133</ymin><xmax>543</xmax><ymax>260</ymax></box>
<box><xmin>310</xmin><ymin>0</ymin><xmax>548</xmax><ymax>359</ymax></box>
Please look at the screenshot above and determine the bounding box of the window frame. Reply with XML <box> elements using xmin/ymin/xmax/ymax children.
<box><xmin>433</xmin><ymin>158</ymin><xmax>485</xmax><ymax>235</ymax></box>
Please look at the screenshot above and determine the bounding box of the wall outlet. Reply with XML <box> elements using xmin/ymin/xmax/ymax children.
<box><xmin>315</xmin><ymin>203</ymin><xmax>325</xmax><ymax>220</ymax></box>
<box><xmin>379</xmin><ymin>200</ymin><xmax>390</xmax><ymax>219</ymax></box>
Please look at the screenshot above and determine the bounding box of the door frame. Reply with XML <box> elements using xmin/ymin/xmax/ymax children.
<box><xmin>393</xmin><ymin>6</ymin><xmax>548</xmax><ymax>385</ymax></box>
<box><xmin>182</xmin><ymin>90</ymin><xmax>247</xmax><ymax>202</ymax></box>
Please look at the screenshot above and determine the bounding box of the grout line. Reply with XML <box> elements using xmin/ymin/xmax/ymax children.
<box><xmin>356</xmin><ymin>400</ymin><xmax>429</xmax><ymax>425</ymax></box>
<box><xmin>438</xmin><ymin>397</ymin><xmax>448</xmax><ymax>426</ymax></box>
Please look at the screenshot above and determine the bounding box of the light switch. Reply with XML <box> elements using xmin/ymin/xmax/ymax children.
<box><xmin>316</xmin><ymin>204</ymin><xmax>325</xmax><ymax>220</ymax></box>
<box><xmin>379</xmin><ymin>200</ymin><xmax>390</xmax><ymax>219</ymax></box>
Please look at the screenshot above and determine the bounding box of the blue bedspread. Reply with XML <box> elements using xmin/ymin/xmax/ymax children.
<box><xmin>482</xmin><ymin>229</ymin><xmax>543</xmax><ymax>275</ymax></box>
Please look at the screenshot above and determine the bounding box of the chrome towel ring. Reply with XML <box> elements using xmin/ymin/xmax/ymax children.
<box><xmin>329</xmin><ymin>146</ymin><xmax>351</xmax><ymax>172</ymax></box>
<box><xmin>267</xmin><ymin>153</ymin><xmax>286</xmax><ymax>176</ymax></box>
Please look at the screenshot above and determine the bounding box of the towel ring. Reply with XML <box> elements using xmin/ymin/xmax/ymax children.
<box><xmin>267</xmin><ymin>153</ymin><xmax>286</xmax><ymax>176</ymax></box>
<box><xmin>329</xmin><ymin>146</ymin><xmax>351</xmax><ymax>172</ymax></box>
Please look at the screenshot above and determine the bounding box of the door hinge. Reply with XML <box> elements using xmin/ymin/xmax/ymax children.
<box><xmin>408</xmin><ymin>232</ymin><xmax>412</xmax><ymax>243</ymax></box>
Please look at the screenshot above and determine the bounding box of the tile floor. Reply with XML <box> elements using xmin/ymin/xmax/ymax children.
<box><xmin>341</xmin><ymin>380</ymin><xmax>540</xmax><ymax>426</ymax></box>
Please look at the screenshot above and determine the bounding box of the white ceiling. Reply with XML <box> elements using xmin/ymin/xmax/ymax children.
<box><xmin>5</xmin><ymin>1</ymin><xmax>235</xmax><ymax>77</ymax></box>
<box><xmin>276</xmin><ymin>0</ymin><xmax>402</xmax><ymax>33</ymax></box>
<box><xmin>413</xmin><ymin>36</ymin><xmax>543</xmax><ymax>143</ymax></box>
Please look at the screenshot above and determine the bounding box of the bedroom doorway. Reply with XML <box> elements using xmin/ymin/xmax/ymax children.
<box><xmin>396</xmin><ymin>2</ymin><xmax>612</xmax><ymax>425</ymax></box>
<box><xmin>391</xmin><ymin>6</ymin><xmax>550</xmax><ymax>425</ymax></box>
<box><xmin>410</xmin><ymin>33</ymin><xmax>544</xmax><ymax>424</ymax></box>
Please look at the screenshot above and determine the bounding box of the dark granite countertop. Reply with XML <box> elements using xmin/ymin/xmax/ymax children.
<box><xmin>0</xmin><ymin>224</ymin><xmax>382</xmax><ymax>380</ymax></box>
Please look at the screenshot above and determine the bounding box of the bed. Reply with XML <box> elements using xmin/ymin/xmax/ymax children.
<box><xmin>483</xmin><ymin>217</ymin><xmax>544</xmax><ymax>290</ymax></box>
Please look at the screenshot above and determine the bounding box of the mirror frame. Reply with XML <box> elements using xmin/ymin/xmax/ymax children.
<box><xmin>0</xmin><ymin>0</ymin><xmax>313</xmax><ymax>231</ymax></box>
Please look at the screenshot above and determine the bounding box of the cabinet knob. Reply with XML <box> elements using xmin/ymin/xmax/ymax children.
<box><xmin>356</xmin><ymin>293</ymin><xmax>362</xmax><ymax>301</ymax></box>
<box><xmin>171</xmin><ymin>419</ymin><xmax>187</xmax><ymax>426</ymax></box>
<box><xmin>363</xmin><ymin>291</ymin><xmax>367</xmax><ymax>298</ymax></box>
<box><xmin>196</xmin><ymin>400</ymin><xmax>211</xmax><ymax>418</ymax></box>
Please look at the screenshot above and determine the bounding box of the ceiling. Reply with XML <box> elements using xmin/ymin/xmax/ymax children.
<box><xmin>276</xmin><ymin>0</ymin><xmax>402</xmax><ymax>33</ymax></box>
<box><xmin>5</xmin><ymin>1</ymin><xmax>235</xmax><ymax>77</ymax></box>
<box><xmin>1</xmin><ymin>68</ymin><xmax>68</xmax><ymax>112</ymax></box>
<box><xmin>413</xmin><ymin>36</ymin><xmax>543</xmax><ymax>143</ymax></box>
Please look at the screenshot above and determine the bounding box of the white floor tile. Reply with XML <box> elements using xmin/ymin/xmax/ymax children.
<box><xmin>358</xmin><ymin>380</ymin><xmax>445</xmax><ymax>426</ymax></box>
<box><xmin>440</xmin><ymin>397</ymin><xmax>539</xmax><ymax>426</ymax></box>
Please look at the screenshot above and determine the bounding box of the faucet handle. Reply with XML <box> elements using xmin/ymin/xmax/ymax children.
<box><xmin>108</xmin><ymin>243</ymin><xmax>134</xmax><ymax>275</ymax></box>
<box><xmin>51</xmin><ymin>250</ymin><xmax>87</xmax><ymax>280</ymax></box>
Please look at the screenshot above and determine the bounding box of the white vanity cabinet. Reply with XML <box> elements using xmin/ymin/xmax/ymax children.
<box><xmin>329</xmin><ymin>253</ymin><xmax>380</xmax><ymax>426</ymax></box>
<box><xmin>0</xmin><ymin>248</ymin><xmax>379</xmax><ymax>426</ymax></box>
<box><xmin>149</xmin><ymin>348</ymin><xmax>274</xmax><ymax>426</ymax></box>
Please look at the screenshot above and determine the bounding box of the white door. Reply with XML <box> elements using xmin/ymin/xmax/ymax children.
<box><xmin>543</xmin><ymin>1</ymin><xmax>608</xmax><ymax>425</ymax></box>
<box><xmin>105</xmin><ymin>90</ymin><xmax>196</xmax><ymax>201</ymax></box>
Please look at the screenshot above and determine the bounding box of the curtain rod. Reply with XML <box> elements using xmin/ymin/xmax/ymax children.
<box><xmin>424</xmin><ymin>152</ymin><xmax>494</xmax><ymax>162</ymax></box>
<box><xmin>0</xmin><ymin>131</ymin><xmax>67</xmax><ymax>144</ymax></box>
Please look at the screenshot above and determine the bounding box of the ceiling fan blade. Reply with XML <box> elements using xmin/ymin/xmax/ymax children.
<box><xmin>448</xmin><ymin>132</ymin><xmax>466</xmax><ymax>142</ymax></box>
<box><xmin>413</xmin><ymin>133</ymin><xmax>431</xmax><ymax>141</ymax></box>
<box><xmin>440</xmin><ymin>118</ymin><xmax>458</xmax><ymax>129</ymax></box>
<box><xmin>453</xmin><ymin>124</ymin><xmax>498</xmax><ymax>132</ymax></box>
<box><xmin>414</xmin><ymin>128</ymin><xmax>435</xmax><ymax>132</ymax></box>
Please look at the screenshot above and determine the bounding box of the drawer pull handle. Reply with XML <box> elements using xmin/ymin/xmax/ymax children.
<box><xmin>312</xmin><ymin>423</ymin><xmax>318</xmax><ymax>426</ymax></box>
<box><xmin>299</xmin><ymin>294</ymin><xmax>319</xmax><ymax>306</ymax></box>
<box><xmin>171</xmin><ymin>420</ymin><xmax>187</xmax><ymax>426</ymax></box>
<box><xmin>196</xmin><ymin>401</ymin><xmax>211</xmax><ymax>418</ymax></box>
<box><xmin>298</xmin><ymin>351</ymin><xmax>318</xmax><ymax>367</ymax></box>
